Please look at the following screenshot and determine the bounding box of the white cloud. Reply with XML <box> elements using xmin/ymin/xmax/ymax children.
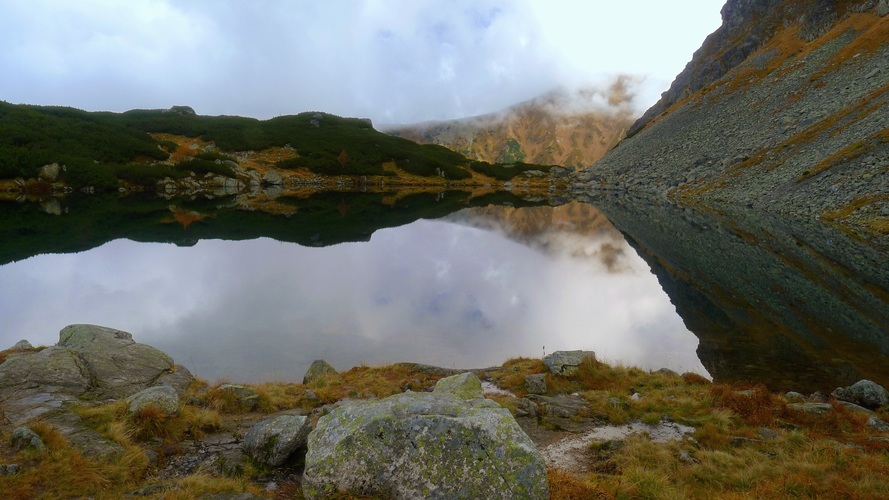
<box><xmin>0</xmin><ymin>0</ymin><xmax>725</xmax><ymax>124</ymax></box>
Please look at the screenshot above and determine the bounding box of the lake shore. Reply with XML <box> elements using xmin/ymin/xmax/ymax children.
<box><xmin>2</xmin><ymin>325</ymin><xmax>888</xmax><ymax>498</ymax></box>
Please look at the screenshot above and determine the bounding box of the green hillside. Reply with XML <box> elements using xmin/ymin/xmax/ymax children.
<box><xmin>0</xmin><ymin>102</ymin><xmax>555</xmax><ymax>190</ymax></box>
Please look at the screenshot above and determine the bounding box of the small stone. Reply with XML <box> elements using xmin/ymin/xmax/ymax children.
<box><xmin>433</xmin><ymin>372</ymin><xmax>484</xmax><ymax>400</ymax></box>
<box><xmin>10</xmin><ymin>339</ymin><xmax>33</xmax><ymax>350</ymax></box>
<box><xmin>730</xmin><ymin>436</ymin><xmax>761</xmax><ymax>446</ymax></box>
<box><xmin>808</xmin><ymin>392</ymin><xmax>828</xmax><ymax>403</ymax></box>
<box><xmin>788</xmin><ymin>402</ymin><xmax>833</xmax><ymax>415</ymax></box>
<box><xmin>679</xmin><ymin>449</ymin><xmax>699</xmax><ymax>464</ymax></box>
<box><xmin>524</xmin><ymin>374</ymin><xmax>547</xmax><ymax>395</ymax></box>
<box><xmin>303</xmin><ymin>360</ymin><xmax>338</xmax><ymax>384</ymax></box>
<box><xmin>758</xmin><ymin>428</ymin><xmax>779</xmax><ymax>440</ymax></box>
<box><xmin>511</xmin><ymin>397</ymin><xmax>539</xmax><ymax>418</ymax></box>
<box><xmin>868</xmin><ymin>416</ymin><xmax>889</xmax><ymax>432</ymax></box>
<box><xmin>11</xmin><ymin>427</ymin><xmax>46</xmax><ymax>453</ymax></box>
<box><xmin>216</xmin><ymin>384</ymin><xmax>259</xmax><ymax>410</ymax></box>
<box><xmin>542</xmin><ymin>350</ymin><xmax>596</xmax><ymax>376</ymax></box>
<box><xmin>0</xmin><ymin>463</ymin><xmax>21</xmax><ymax>475</ymax></box>
<box><xmin>126</xmin><ymin>385</ymin><xmax>180</xmax><ymax>415</ymax></box>
<box><xmin>630</xmin><ymin>393</ymin><xmax>642</xmax><ymax>401</ymax></box>
<box><xmin>785</xmin><ymin>391</ymin><xmax>806</xmax><ymax>402</ymax></box>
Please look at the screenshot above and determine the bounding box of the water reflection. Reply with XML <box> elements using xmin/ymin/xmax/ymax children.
<box><xmin>588</xmin><ymin>193</ymin><xmax>889</xmax><ymax>393</ymax></box>
<box><xmin>0</xmin><ymin>203</ymin><xmax>705</xmax><ymax>382</ymax></box>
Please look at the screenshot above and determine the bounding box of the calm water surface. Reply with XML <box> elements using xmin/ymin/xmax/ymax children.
<box><xmin>0</xmin><ymin>203</ymin><xmax>706</xmax><ymax>382</ymax></box>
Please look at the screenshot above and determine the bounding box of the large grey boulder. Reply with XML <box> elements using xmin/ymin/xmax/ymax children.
<box><xmin>832</xmin><ymin>380</ymin><xmax>889</xmax><ymax>410</ymax></box>
<box><xmin>0</xmin><ymin>324</ymin><xmax>193</xmax><ymax>457</ymax></box>
<box><xmin>302</xmin><ymin>372</ymin><xmax>548</xmax><ymax>499</ymax></box>
<box><xmin>58</xmin><ymin>324</ymin><xmax>191</xmax><ymax>398</ymax></box>
<box><xmin>542</xmin><ymin>350</ymin><xmax>596</xmax><ymax>376</ymax></box>
<box><xmin>303</xmin><ymin>359</ymin><xmax>338</xmax><ymax>384</ymax></box>
<box><xmin>126</xmin><ymin>385</ymin><xmax>180</xmax><ymax>415</ymax></box>
<box><xmin>242</xmin><ymin>414</ymin><xmax>311</xmax><ymax>466</ymax></box>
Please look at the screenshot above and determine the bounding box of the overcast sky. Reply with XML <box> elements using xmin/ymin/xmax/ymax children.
<box><xmin>0</xmin><ymin>0</ymin><xmax>724</xmax><ymax>124</ymax></box>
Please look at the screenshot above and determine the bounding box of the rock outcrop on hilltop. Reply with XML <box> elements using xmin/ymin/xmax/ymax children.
<box><xmin>574</xmin><ymin>0</ymin><xmax>889</xmax><ymax>239</ymax></box>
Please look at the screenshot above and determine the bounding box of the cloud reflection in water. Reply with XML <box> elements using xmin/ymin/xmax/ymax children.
<box><xmin>0</xmin><ymin>210</ymin><xmax>707</xmax><ymax>382</ymax></box>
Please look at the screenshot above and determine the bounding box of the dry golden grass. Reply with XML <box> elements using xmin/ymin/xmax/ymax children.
<box><xmin>76</xmin><ymin>399</ymin><xmax>222</xmax><ymax>444</ymax></box>
<box><xmin>0</xmin><ymin>422</ymin><xmax>148</xmax><ymax>499</ymax></box>
<box><xmin>547</xmin><ymin>468</ymin><xmax>610</xmax><ymax>499</ymax></box>
<box><xmin>5</xmin><ymin>357</ymin><xmax>889</xmax><ymax>499</ymax></box>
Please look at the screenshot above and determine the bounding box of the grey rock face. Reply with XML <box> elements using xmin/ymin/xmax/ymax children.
<box><xmin>542</xmin><ymin>350</ymin><xmax>596</xmax><ymax>376</ymax></box>
<box><xmin>302</xmin><ymin>373</ymin><xmax>548</xmax><ymax>499</ymax></box>
<box><xmin>302</xmin><ymin>359</ymin><xmax>337</xmax><ymax>384</ymax></box>
<box><xmin>58</xmin><ymin>324</ymin><xmax>190</xmax><ymax>399</ymax></box>
<box><xmin>832</xmin><ymin>380</ymin><xmax>889</xmax><ymax>409</ymax></box>
<box><xmin>525</xmin><ymin>373</ymin><xmax>547</xmax><ymax>395</ymax></box>
<box><xmin>242</xmin><ymin>415</ymin><xmax>311</xmax><ymax>467</ymax></box>
<box><xmin>126</xmin><ymin>385</ymin><xmax>181</xmax><ymax>415</ymax></box>
<box><xmin>0</xmin><ymin>324</ymin><xmax>192</xmax><ymax>457</ymax></box>
<box><xmin>878</xmin><ymin>0</ymin><xmax>889</xmax><ymax>16</ymax></box>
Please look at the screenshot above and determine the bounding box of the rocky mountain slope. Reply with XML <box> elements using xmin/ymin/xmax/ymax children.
<box><xmin>385</xmin><ymin>83</ymin><xmax>635</xmax><ymax>170</ymax></box>
<box><xmin>573</xmin><ymin>0</ymin><xmax>889</xmax><ymax>241</ymax></box>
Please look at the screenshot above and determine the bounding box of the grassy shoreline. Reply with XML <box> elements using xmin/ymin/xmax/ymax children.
<box><xmin>2</xmin><ymin>352</ymin><xmax>888</xmax><ymax>498</ymax></box>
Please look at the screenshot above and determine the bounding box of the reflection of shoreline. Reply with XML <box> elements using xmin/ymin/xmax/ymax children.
<box><xmin>589</xmin><ymin>193</ymin><xmax>889</xmax><ymax>394</ymax></box>
<box><xmin>446</xmin><ymin>202</ymin><xmax>635</xmax><ymax>273</ymax></box>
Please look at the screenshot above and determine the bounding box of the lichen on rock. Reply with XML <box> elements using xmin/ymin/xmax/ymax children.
<box><xmin>302</xmin><ymin>373</ymin><xmax>548</xmax><ymax>499</ymax></box>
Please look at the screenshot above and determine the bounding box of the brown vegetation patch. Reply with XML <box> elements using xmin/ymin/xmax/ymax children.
<box><xmin>162</xmin><ymin>205</ymin><xmax>211</xmax><ymax>230</ymax></box>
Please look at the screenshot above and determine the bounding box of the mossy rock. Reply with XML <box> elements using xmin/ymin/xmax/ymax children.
<box><xmin>302</xmin><ymin>386</ymin><xmax>548</xmax><ymax>499</ymax></box>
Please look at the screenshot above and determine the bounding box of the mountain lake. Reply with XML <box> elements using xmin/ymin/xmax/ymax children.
<box><xmin>1</xmin><ymin>190</ymin><xmax>887</xmax><ymax>393</ymax></box>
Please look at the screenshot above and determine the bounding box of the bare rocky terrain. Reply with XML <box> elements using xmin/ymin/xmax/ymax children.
<box><xmin>573</xmin><ymin>1</ymin><xmax>889</xmax><ymax>242</ymax></box>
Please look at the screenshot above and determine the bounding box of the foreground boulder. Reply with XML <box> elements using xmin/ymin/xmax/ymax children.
<box><xmin>0</xmin><ymin>324</ymin><xmax>194</xmax><ymax>456</ymax></box>
<box><xmin>242</xmin><ymin>414</ymin><xmax>311</xmax><ymax>466</ymax></box>
<box><xmin>302</xmin><ymin>372</ymin><xmax>548</xmax><ymax>499</ymax></box>
<box><xmin>57</xmin><ymin>324</ymin><xmax>192</xmax><ymax>398</ymax></box>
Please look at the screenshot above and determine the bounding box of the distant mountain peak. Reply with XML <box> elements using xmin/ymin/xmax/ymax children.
<box><xmin>384</xmin><ymin>82</ymin><xmax>636</xmax><ymax>170</ymax></box>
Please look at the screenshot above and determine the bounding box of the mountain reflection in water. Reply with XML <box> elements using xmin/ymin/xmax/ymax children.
<box><xmin>0</xmin><ymin>199</ymin><xmax>702</xmax><ymax>382</ymax></box>
<box><xmin>3</xmin><ymin>191</ymin><xmax>886</xmax><ymax>392</ymax></box>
